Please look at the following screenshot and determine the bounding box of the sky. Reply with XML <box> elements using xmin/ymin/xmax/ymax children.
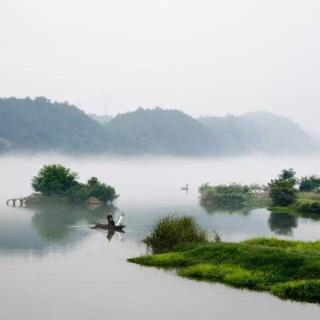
<box><xmin>0</xmin><ymin>0</ymin><xmax>320</xmax><ymax>136</ymax></box>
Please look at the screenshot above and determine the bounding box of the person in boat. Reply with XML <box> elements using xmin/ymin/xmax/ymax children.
<box><xmin>106</xmin><ymin>213</ymin><xmax>115</xmax><ymax>226</ymax></box>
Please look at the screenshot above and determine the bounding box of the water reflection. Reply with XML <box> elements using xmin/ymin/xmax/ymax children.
<box><xmin>0</xmin><ymin>202</ymin><xmax>119</xmax><ymax>256</ymax></box>
<box><xmin>93</xmin><ymin>227</ymin><xmax>125</xmax><ymax>242</ymax></box>
<box><xmin>200</xmin><ymin>201</ymin><xmax>251</xmax><ymax>215</ymax></box>
<box><xmin>31</xmin><ymin>203</ymin><xmax>116</xmax><ymax>241</ymax></box>
<box><xmin>268</xmin><ymin>212</ymin><xmax>298</xmax><ymax>236</ymax></box>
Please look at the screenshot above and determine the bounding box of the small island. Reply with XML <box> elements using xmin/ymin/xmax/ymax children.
<box><xmin>129</xmin><ymin>215</ymin><xmax>320</xmax><ymax>304</ymax></box>
<box><xmin>199</xmin><ymin>168</ymin><xmax>320</xmax><ymax>215</ymax></box>
<box><xmin>26</xmin><ymin>164</ymin><xmax>118</xmax><ymax>206</ymax></box>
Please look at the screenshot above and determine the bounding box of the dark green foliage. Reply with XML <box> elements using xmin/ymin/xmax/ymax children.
<box><xmin>296</xmin><ymin>200</ymin><xmax>320</xmax><ymax>213</ymax></box>
<box><xmin>300</xmin><ymin>175</ymin><xmax>320</xmax><ymax>192</ymax></box>
<box><xmin>66</xmin><ymin>177</ymin><xmax>117</xmax><ymax>203</ymax></box>
<box><xmin>268</xmin><ymin>169</ymin><xmax>320</xmax><ymax>211</ymax></box>
<box><xmin>143</xmin><ymin>215</ymin><xmax>207</xmax><ymax>253</ymax></box>
<box><xmin>268</xmin><ymin>179</ymin><xmax>297</xmax><ymax>206</ymax></box>
<box><xmin>279</xmin><ymin>168</ymin><xmax>297</xmax><ymax>182</ymax></box>
<box><xmin>31</xmin><ymin>164</ymin><xmax>117</xmax><ymax>203</ymax></box>
<box><xmin>199</xmin><ymin>183</ymin><xmax>253</xmax><ymax>210</ymax></box>
<box><xmin>32</xmin><ymin>164</ymin><xmax>78</xmax><ymax>196</ymax></box>
<box><xmin>129</xmin><ymin>236</ymin><xmax>320</xmax><ymax>303</ymax></box>
<box><xmin>86</xmin><ymin>177</ymin><xmax>117</xmax><ymax>201</ymax></box>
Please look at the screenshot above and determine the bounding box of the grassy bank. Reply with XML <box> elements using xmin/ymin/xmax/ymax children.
<box><xmin>269</xmin><ymin>192</ymin><xmax>320</xmax><ymax>214</ymax></box>
<box><xmin>129</xmin><ymin>237</ymin><xmax>320</xmax><ymax>304</ymax></box>
<box><xmin>270</xmin><ymin>199</ymin><xmax>320</xmax><ymax>214</ymax></box>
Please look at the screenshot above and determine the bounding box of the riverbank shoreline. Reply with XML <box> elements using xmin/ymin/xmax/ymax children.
<box><xmin>129</xmin><ymin>237</ymin><xmax>320</xmax><ymax>304</ymax></box>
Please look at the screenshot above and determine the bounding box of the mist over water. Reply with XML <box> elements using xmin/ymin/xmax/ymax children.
<box><xmin>2</xmin><ymin>153</ymin><xmax>320</xmax><ymax>203</ymax></box>
<box><xmin>1</xmin><ymin>154</ymin><xmax>320</xmax><ymax>319</ymax></box>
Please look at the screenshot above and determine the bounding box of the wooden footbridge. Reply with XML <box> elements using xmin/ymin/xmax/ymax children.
<box><xmin>6</xmin><ymin>198</ymin><xmax>27</xmax><ymax>207</ymax></box>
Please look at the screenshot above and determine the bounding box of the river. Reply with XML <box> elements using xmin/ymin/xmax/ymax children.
<box><xmin>1</xmin><ymin>154</ymin><xmax>320</xmax><ymax>319</ymax></box>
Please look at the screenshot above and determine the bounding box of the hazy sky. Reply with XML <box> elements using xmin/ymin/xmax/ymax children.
<box><xmin>1</xmin><ymin>0</ymin><xmax>319</xmax><ymax>135</ymax></box>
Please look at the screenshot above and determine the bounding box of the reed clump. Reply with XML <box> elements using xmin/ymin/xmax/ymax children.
<box><xmin>143</xmin><ymin>215</ymin><xmax>207</xmax><ymax>253</ymax></box>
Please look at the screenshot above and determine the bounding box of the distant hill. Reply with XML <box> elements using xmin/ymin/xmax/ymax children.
<box><xmin>104</xmin><ymin>108</ymin><xmax>218</xmax><ymax>155</ymax></box>
<box><xmin>199</xmin><ymin>111</ymin><xmax>317</xmax><ymax>154</ymax></box>
<box><xmin>0</xmin><ymin>97</ymin><xmax>317</xmax><ymax>156</ymax></box>
<box><xmin>0</xmin><ymin>97</ymin><xmax>109</xmax><ymax>153</ymax></box>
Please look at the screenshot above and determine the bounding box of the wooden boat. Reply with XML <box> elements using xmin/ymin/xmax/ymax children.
<box><xmin>91</xmin><ymin>223</ymin><xmax>125</xmax><ymax>232</ymax></box>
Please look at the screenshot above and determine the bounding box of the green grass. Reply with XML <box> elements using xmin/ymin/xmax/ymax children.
<box><xmin>243</xmin><ymin>237</ymin><xmax>320</xmax><ymax>250</ymax></box>
<box><xmin>128</xmin><ymin>238</ymin><xmax>320</xmax><ymax>304</ymax></box>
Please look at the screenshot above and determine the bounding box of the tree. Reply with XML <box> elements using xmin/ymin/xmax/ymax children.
<box><xmin>299</xmin><ymin>175</ymin><xmax>320</xmax><ymax>192</ymax></box>
<box><xmin>31</xmin><ymin>164</ymin><xmax>118</xmax><ymax>204</ymax></box>
<box><xmin>86</xmin><ymin>177</ymin><xmax>117</xmax><ymax>202</ymax></box>
<box><xmin>268</xmin><ymin>179</ymin><xmax>297</xmax><ymax>206</ymax></box>
<box><xmin>32</xmin><ymin>164</ymin><xmax>78</xmax><ymax>195</ymax></box>
<box><xmin>279</xmin><ymin>168</ymin><xmax>297</xmax><ymax>183</ymax></box>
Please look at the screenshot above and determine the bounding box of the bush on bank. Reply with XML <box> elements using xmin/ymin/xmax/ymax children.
<box><xmin>199</xmin><ymin>184</ymin><xmax>253</xmax><ymax>210</ymax></box>
<box><xmin>143</xmin><ymin>215</ymin><xmax>207</xmax><ymax>254</ymax></box>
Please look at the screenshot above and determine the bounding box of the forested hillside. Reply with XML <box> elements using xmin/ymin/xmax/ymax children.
<box><xmin>0</xmin><ymin>97</ymin><xmax>317</xmax><ymax>156</ymax></box>
<box><xmin>104</xmin><ymin>108</ymin><xmax>219</xmax><ymax>155</ymax></box>
<box><xmin>0</xmin><ymin>97</ymin><xmax>109</xmax><ymax>153</ymax></box>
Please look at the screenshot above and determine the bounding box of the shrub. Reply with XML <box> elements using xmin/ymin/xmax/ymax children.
<box><xmin>65</xmin><ymin>178</ymin><xmax>117</xmax><ymax>203</ymax></box>
<box><xmin>199</xmin><ymin>183</ymin><xmax>251</xmax><ymax>210</ymax></box>
<box><xmin>85</xmin><ymin>177</ymin><xmax>117</xmax><ymax>202</ymax></box>
<box><xmin>268</xmin><ymin>179</ymin><xmax>297</xmax><ymax>206</ymax></box>
<box><xmin>296</xmin><ymin>200</ymin><xmax>320</xmax><ymax>213</ymax></box>
<box><xmin>143</xmin><ymin>215</ymin><xmax>207</xmax><ymax>253</ymax></box>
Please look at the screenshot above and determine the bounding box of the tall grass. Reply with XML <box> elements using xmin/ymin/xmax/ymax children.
<box><xmin>143</xmin><ymin>215</ymin><xmax>207</xmax><ymax>253</ymax></box>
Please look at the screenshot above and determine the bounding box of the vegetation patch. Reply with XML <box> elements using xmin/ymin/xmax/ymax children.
<box><xmin>271</xmin><ymin>280</ymin><xmax>320</xmax><ymax>303</ymax></box>
<box><xmin>270</xmin><ymin>199</ymin><xmax>320</xmax><ymax>215</ymax></box>
<box><xmin>129</xmin><ymin>216</ymin><xmax>320</xmax><ymax>304</ymax></box>
<box><xmin>27</xmin><ymin>164</ymin><xmax>118</xmax><ymax>205</ymax></box>
<box><xmin>143</xmin><ymin>215</ymin><xmax>207</xmax><ymax>254</ymax></box>
<box><xmin>199</xmin><ymin>183</ymin><xmax>269</xmax><ymax>212</ymax></box>
<box><xmin>296</xmin><ymin>199</ymin><xmax>320</xmax><ymax>213</ymax></box>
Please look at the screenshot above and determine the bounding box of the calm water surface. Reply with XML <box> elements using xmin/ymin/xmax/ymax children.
<box><xmin>1</xmin><ymin>154</ymin><xmax>320</xmax><ymax>319</ymax></box>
